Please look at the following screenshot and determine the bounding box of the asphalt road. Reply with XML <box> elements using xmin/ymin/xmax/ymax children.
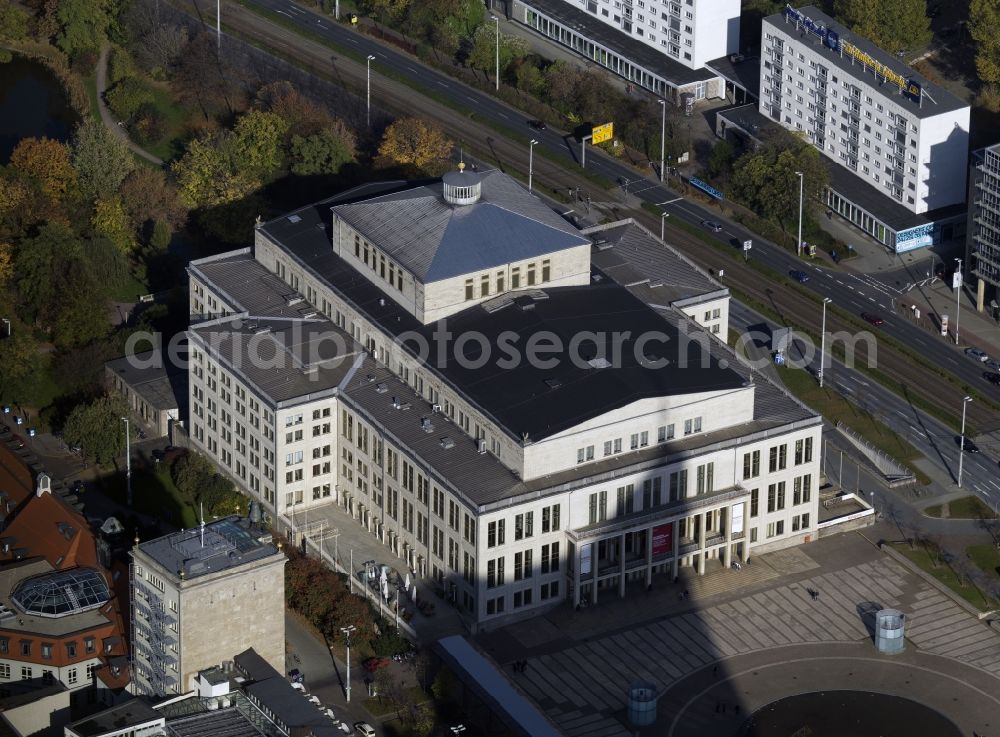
<box><xmin>729</xmin><ymin>300</ymin><xmax>1000</xmax><ymax>510</ymax></box>
<box><xmin>241</xmin><ymin>0</ymin><xmax>1000</xmax><ymax>420</ymax></box>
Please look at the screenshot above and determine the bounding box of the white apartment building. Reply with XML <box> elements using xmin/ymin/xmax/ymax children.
<box><xmin>183</xmin><ymin>169</ymin><xmax>822</xmax><ymax>628</ymax></box>
<box><xmin>760</xmin><ymin>6</ymin><xmax>969</xmax><ymax>253</ymax></box>
<box><xmin>509</xmin><ymin>0</ymin><xmax>738</xmax><ymax>103</ymax></box>
<box><xmin>129</xmin><ymin>518</ymin><xmax>285</xmax><ymax>697</ymax></box>
<box><xmin>966</xmin><ymin>143</ymin><xmax>1000</xmax><ymax>313</ymax></box>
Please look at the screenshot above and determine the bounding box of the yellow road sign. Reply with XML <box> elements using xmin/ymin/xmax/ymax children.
<box><xmin>592</xmin><ymin>122</ymin><xmax>614</xmax><ymax>144</ymax></box>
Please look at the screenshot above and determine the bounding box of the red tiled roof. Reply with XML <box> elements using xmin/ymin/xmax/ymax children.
<box><xmin>0</xmin><ymin>490</ymin><xmax>94</xmax><ymax>569</ymax></box>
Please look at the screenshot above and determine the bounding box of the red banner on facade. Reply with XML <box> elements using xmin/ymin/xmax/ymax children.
<box><xmin>652</xmin><ymin>523</ymin><xmax>673</xmax><ymax>557</ymax></box>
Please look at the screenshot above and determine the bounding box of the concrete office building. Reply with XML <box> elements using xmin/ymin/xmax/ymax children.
<box><xmin>508</xmin><ymin>0</ymin><xmax>739</xmax><ymax>103</ymax></box>
<box><xmin>183</xmin><ymin>169</ymin><xmax>822</xmax><ymax>628</ymax></box>
<box><xmin>967</xmin><ymin>143</ymin><xmax>1000</xmax><ymax>314</ymax></box>
<box><xmin>129</xmin><ymin>518</ymin><xmax>285</xmax><ymax>697</ymax></box>
<box><xmin>760</xmin><ymin>6</ymin><xmax>969</xmax><ymax>253</ymax></box>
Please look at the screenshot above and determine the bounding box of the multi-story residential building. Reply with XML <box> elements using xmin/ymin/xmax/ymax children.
<box><xmin>759</xmin><ymin>6</ymin><xmax>969</xmax><ymax>253</ymax></box>
<box><xmin>0</xmin><ymin>479</ymin><xmax>130</xmax><ymax>705</ymax></box>
<box><xmin>508</xmin><ymin>0</ymin><xmax>740</xmax><ymax>103</ymax></box>
<box><xmin>183</xmin><ymin>168</ymin><xmax>822</xmax><ymax>628</ymax></box>
<box><xmin>966</xmin><ymin>143</ymin><xmax>1000</xmax><ymax>314</ymax></box>
<box><xmin>129</xmin><ymin>517</ymin><xmax>285</xmax><ymax>697</ymax></box>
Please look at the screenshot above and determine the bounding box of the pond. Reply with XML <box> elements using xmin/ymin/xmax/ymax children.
<box><xmin>0</xmin><ymin>54</ymin><xmax>79</xmax><ymax>164</ymax></box>
<box><xmin>739</xmin><ymin>690</ymin><xmax>962</xmax><ymax>737</ymax></box>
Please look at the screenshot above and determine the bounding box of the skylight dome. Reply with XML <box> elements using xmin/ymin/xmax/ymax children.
<box><xmin>12</xmin><ymin>568</ymin><xmax>110</xmax><ymax>618</ymax></box>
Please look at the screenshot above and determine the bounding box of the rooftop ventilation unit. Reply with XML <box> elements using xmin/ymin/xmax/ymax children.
<box><xmin>420</xmin><ymin>417</ymin><xmax>434</xmax><ymax>434</ymax></box>
<box><xmin>286</xmin><ymin>295</ymin><xmax>304</xmax><ymax>307</ymax></box>
<box><xmin>439</xmin><ymin>437</ymin><xmax>456</xmax><ymax>450</ymax></box>
<box><xmin>544</xmin><ymin>378</ymin><xmax>563</xmax><ymax>389</ymax></box>
<box><xmin>477</xmin><ymin>439</ymin><xmax>487</xmax><ymax>454</ymax></box>
<box><xmin>254</xmin><ymin>326</ymin><xmax>271</xmax><ymax>335</ymax></box>
<box><xmin>287</xmin><ymin>214</ymin><xmax>302</xmax><ymax>224</ymax></box>
<box><xmin>588</xmin><ymin>357</ymin><xmax>612</xmax><ymax>369</ymax></box>
<box><xmin>301</xmin><ymin>310</ymin><xmax>318</xmax><ymax>319</ymax></box>
<box><xmin>375</xmin><ymin>383</ymin><xmax>388</xmax><ymax>394</ymax></box>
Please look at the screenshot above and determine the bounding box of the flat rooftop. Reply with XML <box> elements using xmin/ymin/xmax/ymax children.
<box><xmin>135</xmin><ymin>517</ymin><xmax>278</xmax><ymax>581</ymax></box>
<box><xmin>706</xmin><ymin>54</ymin><xmax>761</xmax><ymax>99</ymax></box>
<box><xmin>68</xmin><ymin>699</ymin><xmax>162</xmax><ymax>737</ymax></box>
<box><xmin>106</xmin><ymin>350</ymin><xmax>186</xmax><ymax>411</ymax></box>
<box><xmin>518</xmin><ymin>0</ymin><xmax>718</xmax><ymax>87</ymax></box>
<box><xmin>764</xmin><ymin>6</ymin><xmax>967</xmax><ymax>119</ymax></box>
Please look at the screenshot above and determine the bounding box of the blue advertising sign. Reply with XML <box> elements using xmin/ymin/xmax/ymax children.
<box><xmin>784</xmin><ymin>4</ymin><xmax>838</xmax><ymax>49</ymax></box>
<box><xmin>895</xmin><ymin>222</ymin><xmax>935</xmax><ymax>253</ymax></box>
<box><xmin>689</xmin><ymin>177</ymin><xmax>724</xmax><ymax>200</ymax></box>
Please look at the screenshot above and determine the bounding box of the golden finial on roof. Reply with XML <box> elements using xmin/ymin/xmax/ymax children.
<box><xmin>458</xmin><ymin>161</ymin><xmax>465</xmax><ymax>173</ymax></box>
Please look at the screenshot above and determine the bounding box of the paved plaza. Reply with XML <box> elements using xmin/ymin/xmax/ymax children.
<box><xmin>479</xmin><ymin>532</ymin><xmax>1000</xmax><ymax>737</ymax></box>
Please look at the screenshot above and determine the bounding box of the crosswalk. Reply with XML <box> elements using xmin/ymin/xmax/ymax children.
<box><xmin>515</xmin><ymin>556</ymin><xmax>1000</xmax><ymax>737</ymax></box>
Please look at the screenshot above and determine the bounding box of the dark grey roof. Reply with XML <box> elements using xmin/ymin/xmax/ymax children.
<box><xmin>235</xmin><ymin>649</ymin><xmax>330</xmax><ymax>732</ymax></box>
<box><xmin>706</xmin><ymin>55</ymin><xmax>761</xmax><ymax>99</ymax></box>
<box><xmin>233</xmin><ymin>648</ymin><xmax>275</xmax><ymax>683</ymax></box>
<box><xmin>106</xmin><ymin>350</ymin><xmax>185</xmax><ymax>411</ymax></box>
<box><xmin>329</xmin><ymin>169</ymin><xmax>588</xmax><ymax>283</ymax></box>
<box><xmin>189</xmin><ymin>251</ymin><xmax>318</xmax><ymax>319</ymax></box>
<box><xmin>717</xmin><ymin>103</ymin><xmax>774</xmax><ymax>145</ymax></box>
<box><xmin>68</xmin><ymin>699</ymin><xmax>162</xmax><ymax>737</ymax></box>
<box><xmin>518</xmin><ymin>0</ymin><xmax>718</xmax><ymax>87</ymax></box>
<box><xmin>135</xmin><ymin>517</ymin><xmax>279</xmax><ymax>581</ymax></box>
<box><xmin>585</xmin><ymin>220</ymin><xmax>728</xmax><ymax>307</ymax></box>
<box><xmin>188</xmin><ymin>316</ymin><xmax>362</xmax><ymax>406</ymax></box>
<box><xmin>164</xmin><ymin>707</ymin><xmax>265</xmax><ymax>737</ymax></box>
<box><xmin>825</xmin><ymin>162</ymin><xmax>965</xmax><ymax>232</ymax></box>
<box><xmin>764</xmin><ymin>6</ymin><xmax>967</xmax><ymax>119</ymax></box>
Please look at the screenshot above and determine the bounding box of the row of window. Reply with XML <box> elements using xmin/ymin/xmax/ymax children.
<box><xmin>577</xmin><ymin>418</ymin><xmax>703</xmax><ymax>464</ymax></box>
<box><xmin>485</xmin><ymin>580</ymin><xmax>561</xmax><ymax>615</ymax></box>
<box><xmin>742</xmin><ymin>438</ymin><xmax>813</xmax><ymax>479</ymax></box>
<box><xmin>486</xmin><ymin>543</ymin><xmax>561</xmax><ymax>588</ymax></box>
<box><xmin>354</xmin><ymin>235</ymin><xmax>405</xmax><ymax>293</ymax></box>
<box><xmin>463</xmin><ymin>260</ymin><xmax>552</xmax><ymax>301</ymax></box>
<box><xmin>486</xmin><ymin>505</ymin><xmax>561</xmax><ymax>548</ymax></box>
<box><xmin>0</xmin><ymin>636</ymin><xmax>95</xmax><ymax>659</ymax></box>
<box><xmin>748</xmin><ymin>474</ymin><xmax>813</xmax><ymax>516</ymax></box>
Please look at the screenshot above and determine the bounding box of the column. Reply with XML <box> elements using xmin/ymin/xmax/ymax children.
<box><xmin>592</xmin><ymin>541</ymin><xmax>599</xmax><ymax>605</ymax></box>
<box><xmin>671</xmin><ymin>519</ymin><xmax>680</xmax><ymax>579</ymax></box>
<box><xmin>723</xmin><ymin>505</ymin><xmax>733</xmax><ymax>569</ymax></box>
<box><xmin>978</xmin><ymin>277</ymin><xmax>986</xmax><ymax>313</ymax></box>
<box><xmin>619</xmin><ymin>533</ymin><xmax>626</xmax><ymax>598</ymax></box>
<box><xmin>645</xmin><ymin>527</ymin><xmax>653</xmax><ymax>586</ymax></box>
<box><xmin>698</xmin><ymin>512</ymin><xmax>707</xmax><ymax>575</ymax></box>
<box><xmin>742</xmin><ymin>501</ymin><xmax>751</xmax><ymax>563</ymax></box>
<box><xmin>573</xmin><ymin>547</ymin><xmax>581</xmax><ymax>607</ymax></box>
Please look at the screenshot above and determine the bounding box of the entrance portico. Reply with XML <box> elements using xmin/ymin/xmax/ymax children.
<box><xmin>567</xmin><ymin>486</ymin><xmax>750</xmax><ymax>607</ymax></box>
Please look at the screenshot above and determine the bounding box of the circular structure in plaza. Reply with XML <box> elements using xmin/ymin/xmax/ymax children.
<box><xmin>738</xmin><ymin>690</ymin><xmax>962</xmax><ymax>737</ymax></box>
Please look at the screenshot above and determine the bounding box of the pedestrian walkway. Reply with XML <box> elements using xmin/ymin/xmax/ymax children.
<box><xmin>95</xmin><ymin>44</ymin><xmax>163</xmax><ymax>166</ymax></box>
<box><xmin>484</xmin><ymin>534</ymin><xmax>1000</xmax><ymax>737</ymax></box>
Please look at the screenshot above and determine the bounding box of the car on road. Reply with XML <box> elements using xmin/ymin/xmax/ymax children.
<box><xmin>955</xmin><ymin>436</ymin><xmax>980</xmax><ymax>453</ymax></box>
<box><xmin>789</xmin><ymin>270</ymin><xmax>810</xmax><ymax>284</ymax></box>
<box><xmin>354</xmin><ymin>723</ymin><xmax>376</xmax><ymax>737</ymax></box>
<box><xmin>965</xmin><ymin>347</ymin><xmax>990</xmax><ymax>362</ymax></box>
<box><xmin>702</xmin><ymin>220</ymin><xmax>723</xmax><ymax>232</ymax></box>
<box><xmin>527</xmin><ymin>119</ymin><xmax>546</xmax><ymax>131</ymax></box>
<box><xmin>985</xmin><ymin>359</ymin><xmax>1000</xmax><ymax>371</ymax></box>
<box><xmin>861</xmin><ymin>312</ymin><xmax>884</xmax><ymax>326</ymax></box>
<box><xmin>985</xmin><ymin>372</ymin><xmax>1000</xmax><ymax>385</ymax></box>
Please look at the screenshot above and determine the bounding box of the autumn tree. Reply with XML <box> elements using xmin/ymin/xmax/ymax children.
<box><xmin>62</xmin><ymin>394</ymin><xmax>130</xmax><ymax>467</ymax></box>
<box><xmin>106</xmin><ymin>77</ymin><xmax>155</xmax><ymax>121</ymax></box>
<box><xmin>970</xmin><ymin>0</ymin><xmax>1000</xmax><ymax>84</ymax></box>
<box><xmin>0</xmin><ymin>332</ymin><xmax>44</xmax><ymax>403</ymax></box>
<box><xmin>9</xmin><ymin>137</ymin><xmax>77</xmax><ymax>200</ymax></box>
<box><xmin>729</xmin><ymin>138</ymin><xmax>829</xmax><ymax>229</ymax></box>
<box><xmin>466</xmin><ymin>24</ymin><xmax>528</xmax><ymax>81</ymax></box>
<box><xmin>377</xmin><ymin>118</ymin><xmax>452</xmax><ymax>172</ymax></box>
<box><xmin>120</xmin><ymin>168</ymin><xmax>187</xmax><ymax>232</ymax></box>
<box><xmin>255</xmin><ymin>80</ymin><xmax>335</xmax><ymax>137</ymax></box>
<box><xmin>172</xmin><ymin>135</ymin><xmax>258</xmax><ymax>210</ymax></box>
<box><xmin>359</xmin><ymin>0</ymin><xmax>412</xmax><ymax>24</ymax></box>
<box><xmin>231</xmin><ymin>110</ymin><xmax>288</xmax><ymax>181</ymax></box>
<box><xmin>0</xmin><ymin>4</ymin><xmax>29</xmax><ymax>40</ymax></box>
<box><xmin>54</xmin><ymin>0</ymin><xmax>115</xmax><ymax>57</ymax></box>
<box><xmin>834</xmin><ymin>0</ymin><xmax>930</xmax><ymax>54</ymax></box>
<box><xmin>71</xmin><ymin>118</ymin><xmax>135</xmax><ymax>201</ymax></box>
<box><xmin>290</xmin><ymin>126</ymin><xmax>357</xmax><ymax>176</ymax></box>
<box><xmin>0</xmin><ymin>243</ymin><xmax>12</xmax><ymax>286</ymax></box>
<box><xmin>92</xmin><ymin>197</ymin><xmax>135</xmax><ymax>254</ymax></box>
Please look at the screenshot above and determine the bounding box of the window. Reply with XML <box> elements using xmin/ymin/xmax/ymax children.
<box><xmin>481</xmin><ymin>274</ymin><xmax>490</xmax><ymax>297</ymax></box>
<box><xmin>66</xmin><ymin>642</ymin><xmax>76</xmax><ymax>658</ymax></box>
<box><xmin>0</xmin><ymin>664</ymin><xmax>8</xmax><ymax>679</ymax></box>
<box><xmin>20</xmin><ymin>641</ymin><xmax>30</xmax><ymax>656</ymax></box>
<box><xmin>41</xmin><ymin>643</ymin><xmax>52</xmax><ymax>660</ymax></box>
<box><xmin>511</xmin><ymin>267</ymin><xmax>521</xmax><ymax>289</ymax></box>
<box><xmin>576</xmin><ymin>445</ymin><xmax>594</xmax><ymax>464</ymax></box>
<box><xmin>513</xmin><ymin>588</ymin><xmax>533</xmax><ymax>608</ymax></box>
<box><xmin>488</xmin><ymin>558</ymin><xmax>504</xmax><ymax>588</ymax></box>
<box><xmin>487</xmin><ymin>520</ymin><xmax>505</xmax><ymax>548</ymax></box>
<box><xmin>768</xmin><ymin>444</ymin><xmax>787</xmax><ymax>472</ymax></box>
<box><xmin>777</xmin><ymin>481</ymin><xmax>786</xmax><ymax>510</ymax></box>
<box><xmin>540</xmin><ymin>581</ymin><xmax>560</xmax><ymax>600</ymax></box>
<box><xmin>497</xmin><ymin>271</ymin><xmax>505</xmax><ymax>292</ymax></box>
<box><xmin>750</xmin><ymin>488</ymin><xmax>759</xmax><ymax>517</ymax></box>
<box><xmin>696</xmin><ymin>463</ymin><xmax>714</xmax><ymax>494</ymax></box>
<box><xmin>767</xmin><ymin>484</ymin><xmax>776</xmax><ymax>513</ymax></box>
<box><xmin>514</xmin><ymin>550</ymin><xmax>532</xmax><ymax>580</ymax></box>
<box><xmin>20</xmin><ymin>666</ymin><xmax>31</xmax><ymax>681</ymax></box>
<box><xmin>743</xmin><ymin>450</ymin><xmax>760</xmax><ymax>479</ymax></box>
<box><xmin>669</xmin><ymin>469</ymin><xmax>687</xmax><ymax>501</ymax></box>
<box><xmin>486</xmin><ymin>596</ymin><xmax>505</xmax><ymax>615</ymax></box>
<box><xmin>802</xmin><ymin>513</ymin><xmax>810</xmax><ymax>528</ymax></box>
<box><xmin>802</xmin><ymin>474</ymin><xmax>812</xmax><ymax>504</ymax></box>
<box><xmin>514</xmin><ymin>512</ymin><xmax>533</xmax><ymax>540</ymax></box>
<box><xmin>0</xmin><ymin>638</ymin><xmax>7</xmax><ymax>654</ymax></box>
<box><xmin>616</xmin><ymin>485</ymin><xmax>634</xmax><ymax>516</ymax></box>
<box><xmin>542</xmin><ymin>259</ymin><xmax>551</xmax><ymax>282</ymax></box>
<box><xmin>66</xmin><ymin>667</ymin><xmax>77</xmax><ymax>685</ymax></box>
<box><xmin>527</xmin><ymin>263</ymin><xmax>536</xmax><ymax>286</ymax></box>
<box><xmin>465</xmin><ymin>279</ymin><xmax>474</xmax><ymax>301</ymax></box>
<box><xmin>85</xmin><ymin>638</ymin><xmax>95</xmax><ymax>654</ymax></box>
<box><xmin>750</xmin><ymin>528</ymin><xmax>758</xmax><ymax>543</ymax></box>
<box><xmin>643</xmin><ymin>477</ymin><xmax>663</xmax><ymax>508</ymax></box>
<box><xmin>541</xmin><ymin>505</ymin><xmax>560</xmax><ymax>532</ymax></box>
<box><xmin>541</xmin><ymin>542</ymin><xmax>560</xmax><ymax>573</ymax></box>
<box><xmin>588</xmin><ymin>491</ymin><xmax>607</xmax><ymax>524</ymax></box>
<box><xmin>658</xmin><ymin>424</ymin><xmax>674</xmax><ymax>442</ymax></box>
<box><xmin>795</xmin><ymin>437</ymin><xmax>814</xmax><ymax>464</ymax></box>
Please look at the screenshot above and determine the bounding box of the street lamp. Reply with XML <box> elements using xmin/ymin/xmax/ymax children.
<box><xmin>958</xmin><ymin>396</ymin><xmax>972</xmax><ymax>488</ymax></box>
<box><xmin>121</xmin><ymin>417</ymin><xmax>132</xmax><ymax>506</ymax></box>
<box><xmin>954</xmin><ymin>257</ymin><xmax>962</xmax><ymax>345</ymax></box>
<box><xmin>658</xmin><ymin>99</ymin><xmax>666</xmax><ymax>182</ymax></box>
<box><xmin>1</xmin><ymin>318</ymin><xmax>9</xmax><ymax>337</ymax></box>
<box><xmin>216</xmin><ymin>0</ymin><xmax>221</xmax><ymax>50</ymax></box>
<box><xmin>661</xmin><ymin>211</ymin><xmax>669</xmax><ymax>241</ymax></box>
<box><xmin>819</xmin><ymin>297</ymin><xmax>831</xmax><ymax>388</ymax></box>
<box><xmin>528</xmin><ymin>139</ymin><xmax>538</xmax><ymax>192</ymax></box>
<box><xmin>341</xmin><ymin>625</ymin><xmax>356</xmax><ymax>702</ymax></box>
<box><xmin>366</xmin><ymin>55</ymin><xmax>376</xmax><ymax>129</ymax></box>
<box><xmin>795</xmin><ymin>170</ymin><xmax>804</xmax><ymax>257</ymax></box>
<box><xmin>493</xmin><ymin>15</ymin><xmax>500</xmax><ymax>91</ymax></box>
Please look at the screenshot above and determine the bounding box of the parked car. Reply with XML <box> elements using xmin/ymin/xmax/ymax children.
<box><xmin>965</xmin><ymin>347</ymin><xmax>990</xmax><ymax>363</ymax></box>
<box><xmin>955</xmin><ymin>435</ymin><xmax>980</xmax><ymax>453</ymax></box>
<box><xmin>861</xmin><ymin>312</ymin><xmax>884</xmax><ymax>327</ymax></box>
<box><xmin>985</xmin><ymin>372</ymin><xmax>1000</xmax><ymax>385</ymax></box>
<box><xmin>527</xmin><ymin>119</ymin><xmax>546</xmax><ymax>131</ymax></box>
<box><xmin>789</xmin><ymin>270</ymin><xmax>810</xmax><ymax>284</ymax></box>
<box><xmin>355</xmin><ymin>723</ymin><xmax>377</xmax><ymax>737</ymax></box>
<box><xmin>985</xmin><ymin>359</ymin><xmax>1000</xmax><ymax>371</ymax></box>
<box><xmin>702</xmin><ymin>220</ymin><xmax>723</xmax><ymax>233</ymax></box>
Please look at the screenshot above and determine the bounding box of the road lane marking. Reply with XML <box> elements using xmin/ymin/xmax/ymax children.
<box><xmin>276</xmin><ymin>9</ymin><xmax>293</xmax><ymax>16</ymax></box>
<box><xmin>658</xmin><ymin>197</ymin><xmax>683</xmax><ymax>205</ymax></box>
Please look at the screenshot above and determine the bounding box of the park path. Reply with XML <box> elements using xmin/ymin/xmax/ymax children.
<box><xmin>95</xmin><ymin>44</ymin><xmax>164</xmax><ymax>166</ymax></box>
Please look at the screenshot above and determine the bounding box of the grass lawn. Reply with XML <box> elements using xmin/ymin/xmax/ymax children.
<box><xmin>98</xmin><ymin>462</ymin><xmax>197</xmax><ymax>528</ymax></box>
<box><xmin>892</xmin><ymin>541</ymin><xmax>999</xmax><ymax>611</ymax></box>
<box><xmin>108</xmin><ymin>270</ymin><xmax>151</xmax><ymax>303</ymax></box>
<box><xmin>142</xmin><ymin>81</ymin><xmax>190</xmax><ymax>162</ymax></box>
<box><xmin>777</xmin><ymin>365</ymin><xmax>930</xmax><ymax>485</ymax></box>
<box><xmin>967</xmin><ymin>544</ymin><xmax>1000</xmax><ymax>581</ymax></box>
<box><xmin>924</xmin><ymin>496</ymin><xmax>998</xmax><ymax>520</ymax></box>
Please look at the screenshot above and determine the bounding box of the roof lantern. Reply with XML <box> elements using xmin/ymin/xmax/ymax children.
<box><xmin>442</xmin><ymin>161</ymin><xmax>482</xmax><ymax>206</ymax></box>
